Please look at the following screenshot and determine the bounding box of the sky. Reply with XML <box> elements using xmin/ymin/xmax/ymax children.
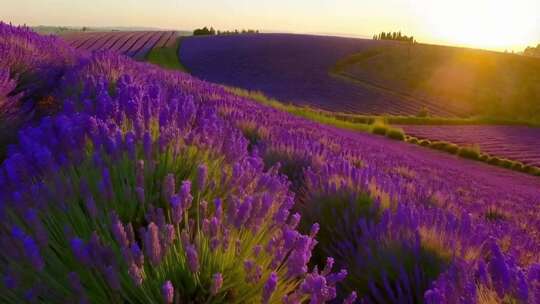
<box><xmin>1</xmin><ymin>0</ymin><xmax>539</xmax><ymax>51</ymax></box>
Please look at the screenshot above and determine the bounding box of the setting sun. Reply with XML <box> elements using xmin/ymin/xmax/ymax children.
<box><xmin>420</xmin><ymin>0</ymin><xmax>539</xmax><ymax>50</ymax></box>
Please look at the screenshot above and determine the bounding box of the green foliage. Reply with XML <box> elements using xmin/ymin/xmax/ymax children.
<box><xmin>332</xmin><ymin>43</ymin><xmax>540</xmax><ymax>121</ymax></box>
<box><xmin>146</xmin><ymin>38</ymin><xmax>186</xmax><ymax>71</ymax></box>
<box><xmin>511</xmin><ymin>161</ymin><xmax>525</xmax><ymax>171</ymax></box>
<box><xmin>217</xmin><ymin>29</ymin><xmax>260</xmax><ymax>35</ymax></box>
<box><xmin>262</xmin><ymin>150</ymin><xmax>311</xmax><ymax>194</ymax></box>
<box><xmin>407</xmin><ymin>137</ymin><xmax>419</xmax><ymax>144</ymax></box>
<box><xmin>226</xmin><ymin>87</ymin><xmax>371</xmax><ymax>133</ymax></box>
<box><xmin>3</xmin><ymin>137</ymin><xmax>301</xmax><ymax>303</ymax></box>
<box><xmin>373</xmin><ymin>31</ymin><xmax>415</xmax><ymax>43</ymax></box>
<box><xmin>457</xmin><ymin>146</ymin><xmax>481</xmax><ymax>160</ymax></box>
<box><xmin>371</xmin><ymin>124</ymin><xmax>388</xmax><ymax>135</ymax></box>
<box><xmin>479</xmin><ymin>154</ymin><xmax>489</xmax><ymax>162</ymax></box>
<box><xmin>193</xmin><ymin>27</ymin><xmax>216</xmax><ymax>36</ymax></box>
<box><xmin>485</xmin><ymin>208</ymin><xmax>508</xmax><ymax>222</ymax></box>
<box><xmin>417</xmin><ymin>107</ymin><xmax>429</xmax><ymax>118</ymax></box>
<box><xmin>428</xmin><ymin>141</ymin><xmax>459</xmax><ymax>154</ymax></box>
<box><xmin>523</xmin><ymin>44</ymin><xmax>540</xmax><ymax>58</ymax></box>
<box><xmin>298</xmin><ymin>191</ymin><xmax>377</xmax><ymax>266</ymax></box>
<box><xmin>498</xmin><ymin>158</ymin><xmax>514</xmax><ymax>169</ymax></box>
<box><xmin>193</xmin><ymin>27</ymin><xmax>260</xmax><ymax>36</ymax></box>
<box><xmin>386</xmin><ymin>128</ymin><xmax>405</xmax><ymax>140</ymax></box>
<box><xmin>487</xmin><ymin>156</ymin><xmax>501</xmax><ymax>166</ymax></box>
<box><xmin>419</xmin><ymin>139</ymin><xmax>431</xmax><ymax>147</ymax></box>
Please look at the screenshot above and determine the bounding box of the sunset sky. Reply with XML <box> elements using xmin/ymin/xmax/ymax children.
<box><xmin>2</xmin><ymin>0</ymin><xmax>539</xmax><ymax>51</ymax></box>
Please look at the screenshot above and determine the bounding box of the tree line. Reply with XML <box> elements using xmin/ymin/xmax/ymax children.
<box><xmin>193</xmin><ymin>26</ymin><xmax>259</xmax><ymax>36</ymax></box>
<box><xmin>523</xmin><ymin>44</ymin><xmax>540</xmax><ymax>57</ymax></box>
<box><xmin>373</xmin><ymin>31</ymin><xmax>415</xmax><ymax>43</ymax></box>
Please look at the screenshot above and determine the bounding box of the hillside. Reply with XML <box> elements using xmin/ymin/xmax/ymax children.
<box><xmin>334</xmin><ymin>43</ymin><xmax>540</xmax><ymax>121</ymax></box>
<box><xmin>180</xmin><ymin>34</ymin><xmax>540</xmax><ymax>120</ymax></box>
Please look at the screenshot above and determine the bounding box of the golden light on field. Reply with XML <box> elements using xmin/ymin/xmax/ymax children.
<box><xmin>420</xmin><ymin>0</ymin><xmax>539</xmax><ymax>50</ymax></box>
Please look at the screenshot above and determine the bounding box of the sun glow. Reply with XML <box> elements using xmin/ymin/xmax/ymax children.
<box><xmin>419</xmin><ymin>0</ymin><xmax>539</xmax><ymax>50</ymax></box>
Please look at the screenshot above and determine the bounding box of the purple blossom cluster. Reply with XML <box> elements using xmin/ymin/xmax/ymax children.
<box><xmin>0</xmin><ymin>22</ymin><xmax>81</xmax><ymax>157</ymax></box>
<box><xmin>210</xmin><ymin>82</ymin><xmax>540</xmax><ymax>301</ymax></box>
<box><xmin>1</xmin><ymin>23</ymin><xmax>540</xmax><ymax>303</ymax></box>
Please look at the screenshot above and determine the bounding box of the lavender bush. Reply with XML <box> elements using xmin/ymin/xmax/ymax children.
<box><xmin>0</xmin><ymin>22</ymin><xmax>80</xmax><ymax>158</ymax></box>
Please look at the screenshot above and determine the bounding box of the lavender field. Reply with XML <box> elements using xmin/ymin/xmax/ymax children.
<box><xmin>2</xmin><ymin>23</ymin><xmax>540</xmax><ymax>303</ymax></box>
<box><xmin>180</xmin><ymin>34</ymin><xmax>457</xmax><ymax>116</ymax></box>
<box><xmin>62</xmin><ymin>31</ymin><xmax>178</xmax><ymax>59</ymax></box>
<box><xmin>402</xmin><ymin>125</ymin><xmax>540</xmax><ymax>167</ymax></box>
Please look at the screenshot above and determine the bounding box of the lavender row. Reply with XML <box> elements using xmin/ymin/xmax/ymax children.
<box><xmin>402</xmin><ymin>125</ymin><xmax>540</xmax><ymax>167</ymax></box>
<box><xmin>62</xmin><ymin>31</ymin><xmax>177</xmax><ymax>59</ymax></box>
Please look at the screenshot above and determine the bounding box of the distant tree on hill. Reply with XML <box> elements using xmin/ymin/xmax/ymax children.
<box><xmin>523</xmin><ymin>44</ymin><xmax>540</xmax><ymax>57</ymax></box>
<box><xmin>373</xmin><ymin>31</ymin><xmax>415</xmax><ymax>43</ymax></box>
<box><xmin>194</xmin><ymin>27</ymin><xmax>259</xmax><ymax>36</ymax></box>
<box><xmin>193</xmin><ymin>26</ymin><xmax>216</xmax><ymax>36</ymax></box>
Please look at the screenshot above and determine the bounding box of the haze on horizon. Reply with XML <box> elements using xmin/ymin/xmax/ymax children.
<box><xmin>1</xmin><ymin>0</ymin><xmax>538</xmax><ymax>52</ymax></box>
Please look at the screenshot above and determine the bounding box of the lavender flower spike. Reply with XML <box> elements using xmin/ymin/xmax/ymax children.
<box><xmin>186</xmin><ymin>245</ymin><xmax>199</xmax><ymax>273</ymax></box>
<box><xmin>211</xmin><ymin>273</ymin><xmax>223</xmax><ymax>295</ymax></box>
<box><xmin>263</xmin><ymin>272</ymin><xmax>278</xmax><ymax>304</ymax></box>
<box><xmin>162</xmin><ymin>280</ymin><xmax>174</xmax><ymax>304</ymax></box>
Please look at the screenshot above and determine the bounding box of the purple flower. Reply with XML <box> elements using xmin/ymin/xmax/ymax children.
<box><xmin>99</xmin><ymin>168</ymin><xmax>114</xmax><ymax>201</ymax></box>
<box><xmin>179</xmin><ymin>181</ymin><xmax>193</xmax><ymax>210</ymax></box>
<box><xmin>143</xmin><ymin>131</ymin><xmax>152</xmax><ymax>158</ymax></box>
<box><xmin>128</xmin><ymin>263</ymin><xmax>143</xmax><ymax>286</ymax></box>
<box><xmin>170</xmin><ymin>194</ymin><xmax>183</xmax><ymax>225</ymax></box>
<box><xmin>289</xmin><ymin>213</ymin><xmax>301</xmax><ymax>229</ymax></box>
<box><xmin>263</xmin><ymin>272</ymin><xmax>278</xmax><ymax>304</ymax></box>
<box><xmin>24</xmin><ymin>209</ymin><xmax>48</xmax><ymax>247</ymax></box>
<box><xmin>144</xmin><ymin>222</ymin><xmax>162</xmax><ymax>265</ymax></box>
<box><xmin>85</xmin><ymin>196</ymin><xmax>98</xmax><ymax>218</ymax></box>
<box><xmin>343</xmin><ymin>291</ymin><xmax>357</xmax><ymax>304</ymax></box>
<box><xmin>163</xmin><ymin>173</ymin><xmax>175</xmax><ymax>202</ymax></box>
<box><xmin>161</xmin><ymin>224</ymin><xmax>175</xmax><ymax>249</ymax></box>
<box><xmin>186</xmin><ymin>245</ymin><xmax>199</xmax><ymax>273</ymax></box>
<box><xmin>70</xmin><ymin>237</ymin><xmax>90</xmax><ymax>265</ymax></box>
<box><xmin>162</xmin><ymin>280</ymin><xmax>174</xmax><ymax>304</ymax></box>
<box><xmin>105</xmin><ymin>265</ymin><xmax>121</xmax><ymax>290</ymax></box>
<box><xmin>68</xmin><ymin>272</ymin><xmax>84</xmax><ymax>294</ymax></box>
<box><xmin>197</xmin><ymin>164</ymin><xmax>208</xmax><ymax>190</ymax></box>
<box><xmin>211</xmin><ymin>273</ymin><xmax>223</xmax><ymax>295</ymax></box>
<box><xmin>322</xmin><ymin>257</ymin><xmax>334</xmax><ymax>276</ymax></box>
<box><xmin>131</xmin><ymin>243</ymin><xmax>144</xmax><ymax>267</ymax></box>
<box><xmin>300</xmin><ymin>272</ymin><xmax>337</xmax><ymax>303</ymax></box>
<box><xmin>309</xmin><ymin>223</ymin><xmax>320</xmax><ymax>238</ymax></box>
<box><xmin>23</xmin><ymin>235</ymin><xmax>45</xmax><ymax>271</ymax></box>
<box><xmin>111</xmin><ymin>213</ymin><xmax>129</xmax><ymax>248</ymax></box>
<box><xmin>235</xmin><ymin>196</ymin><xmax>253</xmax><ymax>228</ymax></box>
<box><xmin>125</xmin><ymin>131</ymin><xmax>136</xmax><ymax>159</ymax></box>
